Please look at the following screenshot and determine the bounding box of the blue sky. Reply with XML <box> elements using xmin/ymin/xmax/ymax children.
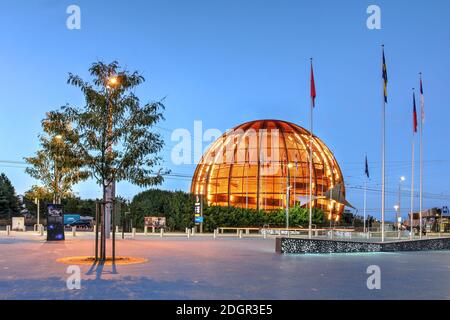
<box><xmin>1</xmin><ymin>0</ymin><xmax>449</xmax><ymax>219</ymax></box>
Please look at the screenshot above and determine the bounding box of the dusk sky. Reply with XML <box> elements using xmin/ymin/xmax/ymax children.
<box><xmin>1</xmin><ymin>0</ymin><xmax>450</xmax><ymax>220</ymax></box>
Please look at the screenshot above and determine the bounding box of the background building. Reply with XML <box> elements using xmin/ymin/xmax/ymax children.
<box><xmin>191</xmin><ymin>120</ymin><xmax>345</xmax><ymax>219</ymax></box>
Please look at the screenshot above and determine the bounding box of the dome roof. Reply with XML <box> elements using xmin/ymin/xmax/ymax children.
<box><xmin>191</xmin><ymin>119</ymin><xmax>345</xmax><ymax>219</ymax></box>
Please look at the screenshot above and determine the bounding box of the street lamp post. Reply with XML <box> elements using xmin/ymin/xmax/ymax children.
<box><xmin>394</xmin><ymin>204</ymin><xmax>399</xmax><ymax>239</ymax></box>
<box><xmin>104</xmin><ymin>76</ymin><xmax>120</xmax><ymax>240</ymax></box>
<box><xmin>286</xmin><ymin>163</ymin><xmax>293</xmax><ymax>237</ymax></box>
<box><xmin>34</xmin><ymin>198</ymin><xmax>40</xmax><ymax>226</ymax></box>
<box><xmin>53</xmin><ymin>134</ymin><xmax>63</xmax><ymax>205</ymax></box>
<box><xmin>95</xmin><ymin>75</ymin><xmax>121</xmax><ymax>262</ymax></box>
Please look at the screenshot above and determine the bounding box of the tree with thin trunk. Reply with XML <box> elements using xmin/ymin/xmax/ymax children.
<box><xmin>25</xmin><ymin>116</ymin><xmax>89</xmax><ymax>204</ymax></box>
<box><xmin>46</xmin><ymin>60</ymin><xmax>168</xmax><ymax>217</ymax></box>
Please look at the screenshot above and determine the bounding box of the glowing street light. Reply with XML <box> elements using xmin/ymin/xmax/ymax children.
<box><xmin>107</xmin><ymin>76</ymin><xmax>120</xmax><ymax>88</ymax></box>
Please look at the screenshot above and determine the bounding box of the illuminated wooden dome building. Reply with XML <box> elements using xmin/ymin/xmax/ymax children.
<box><xmin>191</xmin><ymin>120</ymin><xmax>346</xmax><ymax>220</ymax></box>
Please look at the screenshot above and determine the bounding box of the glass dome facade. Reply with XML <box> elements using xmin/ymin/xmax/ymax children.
<box><xmin>191</xmin><ymin>120</ymin><xmax>345</xmax><ymax>219</ymax></box>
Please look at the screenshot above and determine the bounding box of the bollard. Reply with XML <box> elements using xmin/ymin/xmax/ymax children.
<box><xmin>39</xmin><ymin>225</ymin><xmax>44</xmax><ymax>236</ymax></box>
<box><xmin>236</xmin><ymin>229</ymin><xmax>240</xmax><ymax>237</ymax></box>
<box><xmin>93</xmin><ymin>225</ymin><xmax>97</xmax><ymax>234</ymax></box>
<box><xmin>6</xmin><ymin>225</ymin><xmax>11</xmax><ymax>236</ymax></box>
<box><xmin>132</xmin><ymin>228</ymin><xmax>136</xmax><ymax>238</ymax></box>
<box><xmin>152</xmin><ymin>226</ymin><xmax>155</xmax><ymax>233</ymax></box>
<box><xmin>191</xmin><ymin>227</ymin><xmax>195</xmax><ymax>236</ymax></box>
<box><xmin>144</xmin><ymin>226</ymin><xmax>148</xmax><ymax>236</ymax></box>
<box><xmin>263</xmin><ymin>230</ymin><xmax>267</xmax><ymax>239</ymax></box>
<box><xmin>246</xmin><ymin>229</ymin><xmax>250</xmax><ymax>235</ymax></box>
<box><xmin>72</xmin><ymin>226</ymin><xmax>77</xmax><ymax>237</ymax></box>
<box><xmin>160</xmin><ymin>228</ymin><xmax>164</xmax><ymax>238</ymax></box>
<box><xmin>213</xmin><ymin>229</ymin><xmax>217</xmax><ymax>239</ymax></box>
<box><xmin>185</xmin><ymin>227</ymin><xmax>189</xmax><ymax>234</ymax></box>
<box><xmin>116</xmin><ymin>226</ymin><xmax>119</xmax><ymax>233</ymax></box>
<box><xmin>187</xmin><ymin>229</ymin><xmax>191</xmax><ymax>238</ymax></box>
<box><xmin>239</xmin><ymin>230</ymin><xmax>243</xmax><ymax>239</ymax></box>
<box><xmin>314</xmin><ymin>230</ymin><xmax>318</xmax><ymax>237</ymax></box>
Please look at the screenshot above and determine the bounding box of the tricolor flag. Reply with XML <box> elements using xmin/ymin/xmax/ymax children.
<box><xmin>365</xmin><ymin>155</ymin><xmax>370</xmax><ymax>178</ymax></box>
<box><xmin>310</xmin><ymin>60</ymin><xmax>316</xmax><ymax>107</ymax></box>
<box><xmin>413</xmin><ymin>90</ymin><xmax>418</xmax><ymax>133</ymax></box>
<box><xmin>420</xmin><ymin>74</ymin><xmax>425</xmax><ymax>123</ymax></box>
<box><xmin>382</xmin><ymin>48</ymin><xmax>388</xmax><ymax>103</ymax></box>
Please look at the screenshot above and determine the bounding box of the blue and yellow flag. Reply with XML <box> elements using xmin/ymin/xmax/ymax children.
<box><xmin>382</xmin><ymin>48</ymin><xmax>388</xmax><ymax>103</ymax></box>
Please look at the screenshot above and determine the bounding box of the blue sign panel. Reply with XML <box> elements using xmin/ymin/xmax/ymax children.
<box><xmin>195</xmin><ymin>216</ymin><xmax>204</xmax><ymax>223</ymax></box>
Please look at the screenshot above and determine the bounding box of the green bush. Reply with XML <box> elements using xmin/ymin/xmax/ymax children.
<box><xmin>130</xmin><ymin>189</ymin><xmax>326</xmax><ymax>232</ymax></box>
<box><xmin>130</xmin><ymin>189</ymin><xmax>195</xmax><ymax>230</ymax></box>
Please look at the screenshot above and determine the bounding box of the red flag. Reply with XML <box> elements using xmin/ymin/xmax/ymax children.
<box><xmin>310</xmin><ymin>60</ymin><xmax>316</xmax><ymax>107</ymax></box>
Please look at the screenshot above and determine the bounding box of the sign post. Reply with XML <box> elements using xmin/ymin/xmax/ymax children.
<box><xmin>194</xmin><ymin>195</ymin><xmax>204</xmax><ymax>233</ymax></box>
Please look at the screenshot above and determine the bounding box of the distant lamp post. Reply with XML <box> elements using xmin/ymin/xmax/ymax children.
<box><xmin>34</xmin><ymin>197</ymin><xmax>40</xmax><ymax>227</ymax></box>
<box><xmin>397</xmin><ymin>176</ymin><xmax>405</xmax><ymax>238</ymax></box>
<box><xmin>53</xmin><ymin>134</ymin><xmax>64</xmax><ymax>204</ymax></box>
<box><xmin>394</xmin><ymin>205</ymin><xmax>400</xmax><ymax>239</ymax></box>
<box><xmin>285</xmin><ymin>162</ymin><xmax>294</xmax><ymax>236</ymax></box>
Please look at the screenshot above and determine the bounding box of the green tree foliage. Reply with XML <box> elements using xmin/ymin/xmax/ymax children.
<box><xmin>61</xmin><ymin>196</ymin><xmax>129</xmax><ymax>218</ymax></box>
<box><xmin>0</xmin><ymin>173</ymin><xmax>20</xmax><ymax>219</ymax></box>
<box><xmin>24</xmin><ymin>116</ymin><xmax>90</xmax><ymax>203</ymax></box>
<box><xmin>131</xmin><ymin>189</ymin><xmax>195</xmax><ymax>230</ymax></box>
<box><xmin>130</xmin><ymin>189</ymin><xmax>325</xmax><ymax>232</ymax></box>
<box><xmin>62</xmin><ymin>197</ymin><xmax>97</xmax><ymax>216</ymax></box>
<box><xmin>24</xmin><ymin>185</ymin><xmax>53</xmax><ymax>202</ymax></box>
<box><xmin>45</xmin><ymin>61</ymin><xmax>169</xmax><ymax>203</ymax></box>
<box><xmin>23</xmin><ymin>185</ymin><xmax>53</xmax><ymax>218</ymax></box>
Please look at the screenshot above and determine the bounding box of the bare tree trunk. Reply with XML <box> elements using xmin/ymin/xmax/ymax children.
<box><xmin>101</xmin><ymin>184</ymin><xmax>107</xmax><ymax>261</ymax></box>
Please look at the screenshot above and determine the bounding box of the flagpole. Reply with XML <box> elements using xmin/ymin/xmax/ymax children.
<box><xmin>410</xmin><ymin>88</ymin><xmax>416</xmax><ymax>240</ymax></box>
<box><xmin>330</xmin><ymin>160</ymin><xmax>334</xmax><ymax>231</ymax></box>
<box><xmin>309</xmin><ymin>58</ymin><xmax>314</xmax><ymax>239</ymax></box>
<box><xmin>364</xmin><ymin>157</ymin><xmax>367</xmax><ymax>234</ymax></box>
<box><xmin>246</xmin><ymin>149</ymin><xmax>249</xmax><ymax>209</ymax></box>
<box><xmin>419</xmin><ymin>73</ymin><xmax>424</xmax><ymax>239</ymax></box>
<box><xmin>381</xmin><ymin>45</ymin><xmax>386</xmax><ymax>243</ymax></box>
<box><xmin>294</xmin><ymin>160</ymin><xmax>297</xmax><ymax>207</ymax></box>
<box><xmin>410</xmin><ymin>135</ymin><xmax>415</xmax><ymax>240</ymax></box>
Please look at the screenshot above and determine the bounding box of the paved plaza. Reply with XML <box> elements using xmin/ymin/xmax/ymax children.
<box><xmin>0</xmin><ymin>233</ymin><xmax>449</xmax><ymax>300</ymax></box>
